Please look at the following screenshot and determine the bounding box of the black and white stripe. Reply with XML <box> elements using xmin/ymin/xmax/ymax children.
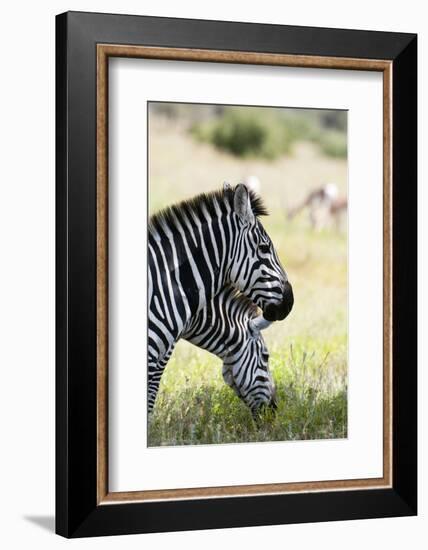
<box><xmin>149</xmin><ymin>286</ymin><xmax>275</xmax><ymax>415</ymax></box>
<box><xmin>148</xmin><ymin>184</ymin><xmax>293</xmax><ymax>411</ymax></box>
<box><xmin>183</xmin><ymin>286</ymin><xmax>276</xmax><ymax>415</ymax></box>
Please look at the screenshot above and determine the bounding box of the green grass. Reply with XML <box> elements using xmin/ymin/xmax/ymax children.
<box><xmin>148</xmin><ymin>117</ymin><xmax>348</xmax><ymax>446</ymax></box>
<box><xmin>148</xmin><ymin>338</ymin><xmax>347</xmax><ymax>446</ymax></box>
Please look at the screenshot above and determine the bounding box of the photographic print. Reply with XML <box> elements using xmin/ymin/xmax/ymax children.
<box><xmin>57</xmin><ymin>14</ymin><xmax>417</xmax><ymax>536</ymax></box>
<box><xmin>147</xmin><ymin>102</ymin><xmax>348</xmax><ymax>447</ymax></box>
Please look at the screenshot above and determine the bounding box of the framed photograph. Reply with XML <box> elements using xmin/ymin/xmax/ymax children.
<box><xmin>56</xmin><ymin>11</ymin><xmax>417</xmax><ymax>538</ymax></box>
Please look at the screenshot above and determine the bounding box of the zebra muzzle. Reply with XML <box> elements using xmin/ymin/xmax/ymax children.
<box><xmin>263</xmin><ymin>281</ymin><xmax>294</xmax><ymax>322</ymax></box>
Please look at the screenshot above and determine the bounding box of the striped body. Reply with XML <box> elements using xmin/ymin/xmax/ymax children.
<box><xmin>148</xmin><ymin>184</ymin><xmax>293</xmax><ymax>411</ymax></box>
<box><xmin>149</xmin><ymin>286</ymin><xmax>275</xmax><ymax>415</ymax></box>
<box><xmin>183</xmin><ymin>286</ymin><xmax>275</xmax><ymax>415</ymax></box>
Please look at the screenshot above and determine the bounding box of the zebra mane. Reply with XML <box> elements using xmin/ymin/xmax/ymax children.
<box><xmin>149</xmin><ymin>186</ymin><xmax>268</xmax><ymax>234</ymax></box>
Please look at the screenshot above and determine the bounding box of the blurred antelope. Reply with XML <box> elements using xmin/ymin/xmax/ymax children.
<box><xmin>288</xmin><ymin>183</ymin><xmax>347</xmax><ymax>231</ymax></box>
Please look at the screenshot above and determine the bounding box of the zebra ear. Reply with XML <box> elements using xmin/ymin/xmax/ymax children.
<box><xmin>234</xmin><ymin>184</ymin><xmax>255</xmax><ymax>225</ymax></box>
<box><xmin>249</xmin><ymin>316</ymin><xmax>272</xmax><ymax>335</ymax></box>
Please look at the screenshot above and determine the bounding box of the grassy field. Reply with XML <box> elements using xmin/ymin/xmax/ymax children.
<box><xmin>148</xmin><ymin>115</ymin><xmax>348</xmax><ymax>447</ymax></box>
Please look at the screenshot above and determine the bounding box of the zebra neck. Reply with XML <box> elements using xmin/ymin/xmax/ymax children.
<box><xmin>182</xmin><ymin>318</ymin><xmax>244</xmax><ymax>360</ymax></box>
<box><xmin>158</xmin><ymin>211</ymin><xmax>233</xmax><ymax>316</ymax></box>
<box><xmin>182</xmin><ymin>287</ymin><xmax>251</xmax><ymax>361</ymax></box>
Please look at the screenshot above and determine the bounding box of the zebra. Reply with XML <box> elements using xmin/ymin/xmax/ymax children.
<box><xmin>148</xmin><ymin>183</ymin><xmax>294</xmax><ymax>411</ymax></box>
<box><xmin>150</xmin><ymin>285</ymin><xmax>276</xmax><ymax>416</ymax></box>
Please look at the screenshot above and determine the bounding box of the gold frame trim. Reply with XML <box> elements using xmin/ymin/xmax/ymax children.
<box><xmin>96</xmin><ymin>44</ymin><xmax>393</xmax><ymax>504</ymax></box>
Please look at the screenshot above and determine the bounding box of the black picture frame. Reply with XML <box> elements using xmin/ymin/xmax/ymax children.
<box><xmin>56</xmin><ymin>11</ymin><xmax>417</xmax><ymax>538</ymax></box>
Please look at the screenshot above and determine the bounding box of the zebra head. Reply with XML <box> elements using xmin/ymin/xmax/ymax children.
<box><xmin>227</xmin><ymin>183</ymin><xmax>294</xmax><ymax>321</ymax></box>
<box><xmin>222</xmin><ymin>314</ymin><xmax>277</xmax><ymax>416</ymax></box>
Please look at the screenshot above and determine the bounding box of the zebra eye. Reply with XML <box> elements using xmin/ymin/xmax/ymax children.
<box><xmin>259</xmin><ymin>243</ymin><xmax>270</xmax><ymax>254</ymax></box>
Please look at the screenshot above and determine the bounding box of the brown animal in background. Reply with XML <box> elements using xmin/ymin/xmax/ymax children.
<box><xmin>288</xmin><ymin>183</ymin><xmax>347</xmax><ymax>231</ymax></box>
<box><xmin>330</xmin><ymin>196</ymin><xmax>348</xmax><ymax>229</ymax></box>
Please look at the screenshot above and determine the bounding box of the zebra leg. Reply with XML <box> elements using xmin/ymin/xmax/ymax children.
<box><xmin>147</xmin><ymin>345</ymin><xmax>176</xmax><ymax>414</ymax></box>
<box><xmin>147</xmin><ymin>361</ymin><xmax>166</xmax><ymax>414</ymax></box>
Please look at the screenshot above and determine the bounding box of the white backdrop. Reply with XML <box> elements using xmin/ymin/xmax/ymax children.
<box><xmin>0</xmin><ymin>1</ymin><xmax>425</xmax><ymax>549</ymax></box>
<box><xmin>109</xmin><ymin>59</ymin><xmax>383</xmax><ymax>493</ymax></box>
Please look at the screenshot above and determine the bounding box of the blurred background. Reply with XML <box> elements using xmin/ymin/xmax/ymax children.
<box><xmin>148</xmin><ymin>102</ymin><xmax>348</xmax><ymax>447</ymax></box>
